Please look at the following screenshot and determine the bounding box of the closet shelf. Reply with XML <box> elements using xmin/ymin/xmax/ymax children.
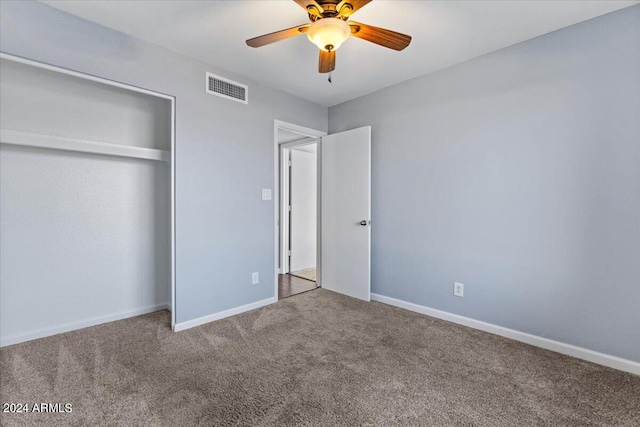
<box><xmin>0</xmin><ymin>129</ymin><xmax>170</xmax><ymax>162</ymax></box>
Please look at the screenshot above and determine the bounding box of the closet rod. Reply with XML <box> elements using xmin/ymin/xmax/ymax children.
<box><xmin>0</xmin><ymin>129</ymin><xmax>170</xmax><ymax>162</ymax></box>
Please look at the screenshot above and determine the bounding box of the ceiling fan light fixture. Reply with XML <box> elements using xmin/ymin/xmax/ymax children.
<box><xmin>246</xmin><ymin>1</ymin><xmax>411</xmax><ymax>74</ymax></box>
<box><xmin>307</xmin><ymin>18</ymin><xmax>350</xmax><ymax>51</ymax></box>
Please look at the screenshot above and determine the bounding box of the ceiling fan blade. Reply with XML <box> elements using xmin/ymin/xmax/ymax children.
<box><xmin>349</xmin><ymin>22</ymin><xmax>412</xmax><ymax>51</ymax></box>
<box><xmin>246</xmin><ymin>24</ymin><xmax>310</xmax><ymax>48</ymax></box>
<box><xmin>293</xmin><ymin>0</ymin><xmax>324</xmax><ymax>16</ymax></box>
<box><xmin>337</xmin><ymin>0</ymin><xmax>372</xmax><ymax>17</ymax></box>
<box><xmin>318</xmin><ymin>49</ymin><xmax>336</xmax><ymax>73</ymax></box>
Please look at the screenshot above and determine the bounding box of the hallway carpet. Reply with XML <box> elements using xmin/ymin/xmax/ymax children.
<box><xmin>1</xmin><ymin>289</ymin><xmax>638</xmax><ymax>426</ymax></box>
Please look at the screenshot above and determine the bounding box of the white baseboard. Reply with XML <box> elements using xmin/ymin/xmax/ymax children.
<box><xmin>0</xmin><ymin>303</ymin><xmax>170</xmax><ymax>347</ymax></box>
<box><xmin>173</xmin><ymin>296</ymin><xmax>277</xmax><ymax>332</ymax></box>
<box><xmin>371</xmin><ymin>293</ymin><xmax>640</xmax><ymax>376</ymax></box>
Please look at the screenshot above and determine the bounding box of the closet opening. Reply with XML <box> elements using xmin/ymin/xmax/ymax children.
<box><xmin>0</xmin><ymin>53</ymin><xmax>176</xmax><ymax>346</ymax></box>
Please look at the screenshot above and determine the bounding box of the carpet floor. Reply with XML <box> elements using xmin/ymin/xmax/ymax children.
<box><xmin>1</xmin><ymin>289</ymin><xmax>638</xmax><ymax>426</ymax></box>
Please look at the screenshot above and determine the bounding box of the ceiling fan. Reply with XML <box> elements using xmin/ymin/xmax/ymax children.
<box><xmin>246</xmin><ymin>0</ymin><xmax>412</xmax><ymax>74</ymax></box>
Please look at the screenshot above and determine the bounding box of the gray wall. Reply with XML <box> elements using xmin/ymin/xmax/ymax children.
<box><xmin>1</xmin><ymin>58</ymin><xmax>171</xmax><ymax>340</ymax></box>
<box><xmin>0</xmin><ymin>1</ymin><xmax>327</xmax><ymax>325</ymax></box>
<box><xmin>329</xmin><ymin>6</ymin><xmax>640</xmax><ymax>362</ymax></box>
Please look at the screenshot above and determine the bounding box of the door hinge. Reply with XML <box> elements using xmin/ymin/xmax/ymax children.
<box><xmin>288</xmin><ymin>205</ymin><xmax>291</xmax><ymax>212</ymax></box>
<box><xmin>288</xmin><ymin>250</ymin><xmax>292</xmax><ymax>256</ymax></box>
<box><xmin>288</xmin><ymin>160</ymin><xmax>292</xmax><ymax>167</ymax></box>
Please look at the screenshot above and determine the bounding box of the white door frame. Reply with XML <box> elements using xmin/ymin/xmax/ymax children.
<box><xmin>273</xmin><ymin>120</ymin><xmax>326</xmax><ymax>300</ymax></box>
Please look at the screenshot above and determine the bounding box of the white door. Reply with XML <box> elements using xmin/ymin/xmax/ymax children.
<box><xmin>290</xmin><ymin>148</ymin><xmax>317</xmax><ymax>272</ymax></box>
<box><xmin>321</xmin><ymin>126</ymin><xmax>371</xmax><ymax>301</ymax></box>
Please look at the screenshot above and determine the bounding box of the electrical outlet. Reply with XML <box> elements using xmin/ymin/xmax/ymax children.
<box><xmin>454</xmin><ymin>282</ymin><xmax>464</xmax><ymax>297</ymax></box>
<box><xmin>252</xmin><ymin>272</ymin><xmax>259</xmax><ymax>285</ymax></box>
<box><xmin>261</xmin><ymin>189</ymin><xmax>272</xmax><ymax>201</ymax></box>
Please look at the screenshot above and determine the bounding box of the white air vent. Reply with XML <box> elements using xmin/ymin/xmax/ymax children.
<box><xmin>206</xmin><ymin>72</ymin><xmax>248</xmax><ymax>104</ymax></box>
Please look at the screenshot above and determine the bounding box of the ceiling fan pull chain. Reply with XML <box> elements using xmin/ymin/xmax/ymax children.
<box><xmin>328</xmin><ymin>72</ymin><xmax>332</xmax><ymax>84</ymax></box>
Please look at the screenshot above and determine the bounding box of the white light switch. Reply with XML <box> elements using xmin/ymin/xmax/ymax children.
<box><xmin>252</xmin><ymin>272</ymin><xmax>259</xmax><ymax>285</ymax></box>
<box><xmin>262</xmin><ymin>189</ymin><xmax>272</xmax><ymax>200</ymax></box>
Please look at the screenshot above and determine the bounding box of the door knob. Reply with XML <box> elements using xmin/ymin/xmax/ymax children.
<box><xmin>360</xmin><ymin>220</ymin><xmax>368</xmax><ymax>226</ymax></box>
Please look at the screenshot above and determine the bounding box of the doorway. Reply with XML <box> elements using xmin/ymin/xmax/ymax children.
<box><xmin>273</xmin><ymin>121</ymin><xmax>372</xmax><ymax>303</ymax></box>
<box><xmin>274</xmin><ymin>121</ymin><xmax>325</xmax><ymax>299</ymax></box>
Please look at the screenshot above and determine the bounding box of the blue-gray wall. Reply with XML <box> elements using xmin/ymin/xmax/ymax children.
<box><xmin>0</xmin><ymin>1</ymin><xmax>327</xmax><ymax>325</ymax></box>
<box><xmin>329</xmin><ymin>6</ymin><xmax>640</xmax><ymax>362</ymax></box>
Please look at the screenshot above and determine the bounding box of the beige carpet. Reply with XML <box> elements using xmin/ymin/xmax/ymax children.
<box><xmin>290</xmin><ymin>267</ymin><xmax>316</xmax><ymax>282</ymax></box>
<box><xmin>1</xmin><ymin>289</ymin><xmax>638</xmax><ymax>426</ymax></box>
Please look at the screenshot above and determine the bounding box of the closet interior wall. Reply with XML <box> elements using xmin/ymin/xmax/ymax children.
<box><xmin>0</xmin><ymin>56</ymin><xmax>173</xmax><ymax>345</ymax></box>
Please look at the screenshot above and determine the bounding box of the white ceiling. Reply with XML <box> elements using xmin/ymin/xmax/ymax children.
<box><xmin>43</xmin><ymin>0</ymin><xmax>638</xmax><ymax>107</ymax></box>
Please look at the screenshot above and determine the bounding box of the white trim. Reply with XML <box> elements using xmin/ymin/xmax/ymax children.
<box><xmin>174</xmin><ymin>297</ymin><xmax>276</xmax><ymax>332</ymax></box>
<box><xmin>170</xmin><ymin>94</ymin><xmax>176</xmax><ymax>330</ymax></box>
<box><xmin>0</xmin><ymin>303</ymin><xmax>169</xmax><ymax>347</ymax></box>
<box><xmin>273</xmin><ymin>120</ymin><xmax>326</xmax><ymax>300</ymax></box>
<box><xmin>280</xmin><ymin>146</ymin><xmax>291</xmax><ymax>274</ymax></box>
<box><xmin>0</xmin><ymin>129</ymin><xmax>170</xmax><ymax>162</ymax></box>
<box><xmin>371</xmin><ymin>293</ymin><xmax>640</xmax><ymax>376</ymax></box>
<box><xmin>280</xmin><ymin>137</ymin><xmax>317</xmax><ymax>149</ymax></box>
<box><xmin>0</xmin><ymin>52</ymin><xmax>174</xmax><ymax>100</ymax></box>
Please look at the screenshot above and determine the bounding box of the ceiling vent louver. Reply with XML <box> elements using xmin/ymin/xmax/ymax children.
<box><xmin>206</xmin><ymin>72</ymin><xmax>248</xmax><ymax>104</ymax></box>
